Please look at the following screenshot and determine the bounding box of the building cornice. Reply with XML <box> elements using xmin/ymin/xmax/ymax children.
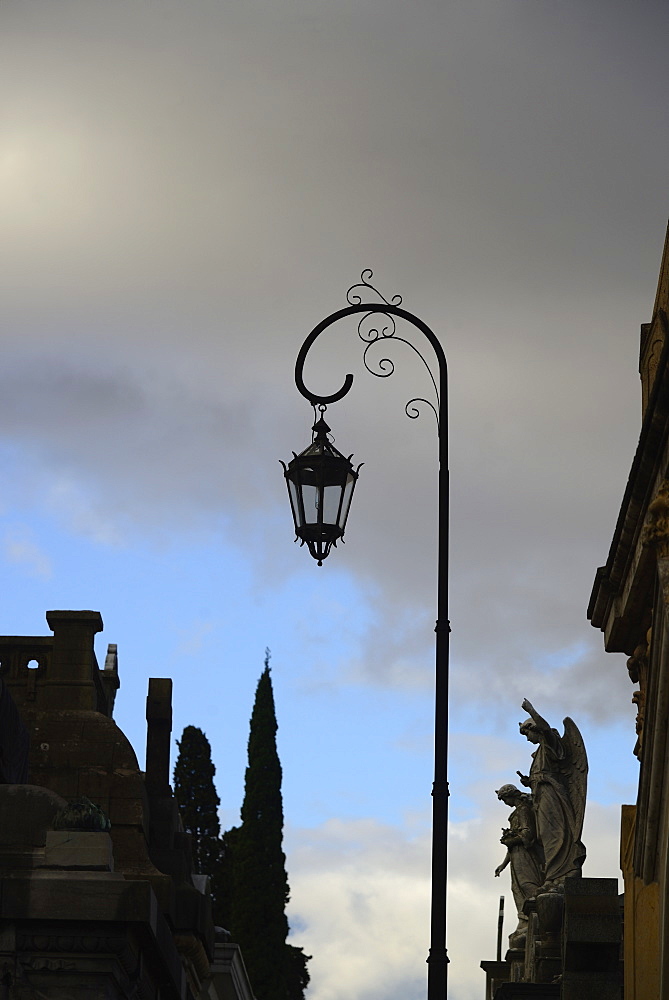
<box><xmin>589</xmin><ymin>327</ymin><xmax>669</xmax><ymax>651</ymax></box>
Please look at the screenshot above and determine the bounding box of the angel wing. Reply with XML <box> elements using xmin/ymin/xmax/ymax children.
<box><xmin>561</xmin><ymin>717</ymin><xmax>588</xmax><ymax>840</ymax></box>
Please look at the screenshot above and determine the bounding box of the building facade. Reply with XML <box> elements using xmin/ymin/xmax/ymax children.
<box><xmin>0</xmin><ymin>610</ymin><xmax>253</xmax><ymax>1000</ymax></box>
<box><xmin>589</xmin><ymin>223</ymin><xmax>669</xmax><ymax>998</ymax></box>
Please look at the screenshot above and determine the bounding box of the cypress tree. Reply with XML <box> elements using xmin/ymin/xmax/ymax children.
<box><xmin>227</xmin><ymin>651</ymin><xmax>310</xmax><ymax>1000</ymax></box>
<box><xmin>173</xmin><ymin>725</ymin><xmax>224</xmax><ymax>920</ymax></box>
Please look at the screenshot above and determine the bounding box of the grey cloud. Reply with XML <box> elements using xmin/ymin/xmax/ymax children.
<box><xmin>0</xmin><ymin>7</ymin><xmax>662</xmax><ymax>997</ymax></box>
<box><xmin>0</xmin><ymin>0</ymin><xmax>665</xmax><ymax>751</ymax></box>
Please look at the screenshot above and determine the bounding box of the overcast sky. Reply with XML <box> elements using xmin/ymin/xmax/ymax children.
<box><xmin>1</xmin><ymin>2</ymin><xmax>668</xmax><ymax>998</ymax></box>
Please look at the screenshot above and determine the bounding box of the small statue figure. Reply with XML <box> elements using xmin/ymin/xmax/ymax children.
<box><xmin>494</xmin><ymin>784</ymin><xmax>543</xmax><ymax>949</ymax></box>
<box><xmin>516</xmin><ymin>698</ymin><xmax>587</xmax><ymax>893</ymax></box>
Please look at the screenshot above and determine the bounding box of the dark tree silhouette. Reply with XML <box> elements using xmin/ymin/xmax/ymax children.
<box><xmin>226</xmin><ymin>651</ymin><xmax>310</xmax><ymax>1000</ymax></box>
<box><xmin>173</xmin><ymin>725</ymin><xmax>224</xmax><ymax>920</ymax></box>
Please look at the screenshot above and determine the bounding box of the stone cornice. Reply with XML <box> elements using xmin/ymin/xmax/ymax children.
<box><xmin>589</xmin><ymin>331</ymin><xmax>669</xmax><ymax>651</ymax></box>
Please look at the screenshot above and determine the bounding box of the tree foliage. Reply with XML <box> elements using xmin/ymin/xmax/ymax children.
<box><xmin>226</xmin><ymin>651</ymin><xmax>310</xmax><ymax>1000</ymax></box>
<box><xmin>173</xmin><ymin>725</ymin><xmax>224</xmax><ymax>920</ymax></box>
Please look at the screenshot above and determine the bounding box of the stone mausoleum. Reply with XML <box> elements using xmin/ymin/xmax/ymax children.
<box><xmin>0</xmin><ymin>609</ymin><xmax>253</xmax><ymax>1000</ymax></box>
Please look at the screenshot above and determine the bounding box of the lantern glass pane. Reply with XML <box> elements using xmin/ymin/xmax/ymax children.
<box><xmin>323</xmin><ymin>483</ymin><xmax>343</xmax><ymax>527</ymax></box>
<box><xmin>340</xmin><ymin>472</ymin><xmax>356</xmax><ymax>529</ymax></box>
<box><xmin>301</xmin><ymin>483</ymin><xmax>321</xmax><ymax>525</ymax></box>
<box><xmin>287</xmin><ymin>479</ymin><xmax>301</xmax><ymax>527</ymax></box>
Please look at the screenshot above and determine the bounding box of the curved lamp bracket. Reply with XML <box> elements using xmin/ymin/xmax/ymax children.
<box><xmin>294</xmin><ymin>271</ymin><xmax>448</xmax><ymax>437</ymax></box>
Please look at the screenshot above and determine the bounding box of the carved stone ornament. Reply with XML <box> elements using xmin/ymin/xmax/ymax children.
<box><xmin>18</xmin><ymin>932</ymin><xmax>127</xmax><ymax>954</ymax></box>
<box><xmin>641</xmin><ymin>480</ymin><xmax>669</xmax><ymax>560</ymax></box>
<box><xmin>22</xmin><ymin>957</ymin><xmax>76</xmax><ymax>973</ymax></box>
<box><xmin>628</xmin><ymin>625</ymin><xmax>651</xmax><ymax>761</ymax></box>
<box><xmin>646</xmin><ymin>337</ymin><xmax>664</xmax><ymax>387</ymax></box>
<box><xmin>51</xmin><ymin>796</ymin><xmax>111</xmax><ymax>832</ymax></box>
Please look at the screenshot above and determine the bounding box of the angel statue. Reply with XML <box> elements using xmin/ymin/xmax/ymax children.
<box><xmin>516</xmin><ymin>698</ymin><xmax>587</xmax><ymax>893</ymax></box>
<box><xmin>494</xmin><ymin>784</ymin><xmax>544</xmax><ymax>948</ymax></box>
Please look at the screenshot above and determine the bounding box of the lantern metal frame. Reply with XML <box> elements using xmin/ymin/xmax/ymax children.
<box><xmin>287</xmin><ymin>271</ymin><xmax>451</xmax><ymax>1000</ymax></box>
<box><xmin>282</xmin><ymin>409</ymin><xmax>361</xmax><ymax>565</ymax></box>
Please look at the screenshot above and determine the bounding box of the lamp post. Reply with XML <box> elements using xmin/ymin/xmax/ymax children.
<box><xmin>283</xmin><ymin>272</ymin><xmax>450</xmax><ymax>1000</ymax></box>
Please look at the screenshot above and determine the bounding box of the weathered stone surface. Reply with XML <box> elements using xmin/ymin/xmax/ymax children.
<box><xmin>0</xmin><ymin>875</ymin><xmax>187</xmax><ymax>1000</ymax></box>
<box><xmin>493</xmin><ymin>985</ymin><xmax>559</xmax><ymax>998</ymax></box>
<box><xmin>40</xmin><ymin>611</ymin><xmax>104</xmax><ymax>712</ymax></box>
<box><xmin>146</xmin><ymin>678</ymin><xmax>173</xmax><ymax>798</ymax></box>
<box><xmin>41</xmin><ymin>831</ymin><xmax>114</xmax><ymax>871</ymax></box>
<box><xmin>503</xmin><ymin>946</ymin><xmax>525</xmax><ymax>984</ymax></box>
<box><xmin>203</xmin><ymin>943</ymin><xmax>256</xmax><ymax>1000</ymax></box>
<box><xmin>0</xmin><ymin>873</ymin><xmax>155</xmax><ymax>922</ymax></box>
<box><xmin>0</xmin><ymin>784</ymin><xmax>66</xmax><ymax>849</ymax></box>
<box><xmin>480</xmin><ymin>958</ymin><xmax>510</xmax><ymax>999</ymax></box>
<box><xmin>530</xmin><ymin>892</ymin><xmax>563</xmax><ymax>985</ymax></box>
<box><xmin>561</xmin><ymin>877</ymin><xmax>622</xmax><ymax>1000</ymax></box>
<box><xmin>0</xmin><ymin>677</ymin><xmax>29</xmax><ymax>782</ymax></box>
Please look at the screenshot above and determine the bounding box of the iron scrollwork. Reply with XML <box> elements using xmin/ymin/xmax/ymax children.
<box><xmin>295</xmin><ymin>270</ymin><xmax>442</xmax><ymax>433</ymax></box>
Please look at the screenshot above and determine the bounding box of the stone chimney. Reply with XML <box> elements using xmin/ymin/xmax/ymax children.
<box><xmin>41</xmin><ymin>610</ymin><xmax>104</xmax><ymax>711</ymax></box>
<box><xmin>146</xmin><ymin>677</ymin><xmax>173</xmax><ymax>798</ymax></box>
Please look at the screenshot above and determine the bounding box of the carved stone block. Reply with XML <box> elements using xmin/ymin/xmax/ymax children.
<box><xmin>40</xmin><ymin>832</ymin><xmax>113</xmax><ymax>871</ymax></box>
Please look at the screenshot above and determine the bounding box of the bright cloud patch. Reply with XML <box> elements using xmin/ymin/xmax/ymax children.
<box><xmin>3</xmin><ymin>525</ymin><xmax>52</xmax><ymax>579</ymax></box>
<box><xmin>285</xmin><ymin>800</ymin><xmax>624</xmax><ymax>1000</ymax></box>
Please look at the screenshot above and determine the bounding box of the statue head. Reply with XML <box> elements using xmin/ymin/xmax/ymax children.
<box><xmin>519</xmin><ymin>718</ymin><xmax>541</xmax><ymax>743</ymax></box>
<box><xmin>495</xmin><ymin>783</ymin><xmax>521</xmax><ymax>805</ymax></box>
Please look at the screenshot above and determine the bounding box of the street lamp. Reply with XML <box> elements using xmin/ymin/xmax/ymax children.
<box><xmin>281</xmin><ymin>409</ymin><xmax>361</xmax><ymax>566</ymax></box>
<box><xmin>283</xmin><ymin>271</ymin><xmax>450</xmax><ymax>1000</ymax></box>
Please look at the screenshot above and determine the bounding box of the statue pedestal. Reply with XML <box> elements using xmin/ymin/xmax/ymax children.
<box><xmin>523</xmin><ymin>893</ymin><xmax>564</xmax><ymax>985</ymax></box>
<box><xmin>561</xmin><ymin>877</ymin><xmax>622</xmax><ymax>999</ymax></box>
<box><xmin>492</xmin><ymin>984</ymin><xmax>559</xmax><ymax>998</ymax></box>
<box><xmin>505</xmin><ymin>947</ymin><xmax>526</xmax><ymax>983</ymax></box>
<box><xmin>480</xmin><ymin>958</ymin><xmax>511</xmax><ymax>997</ymax></box>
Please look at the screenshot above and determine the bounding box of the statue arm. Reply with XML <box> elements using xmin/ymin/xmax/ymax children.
<box><xmin>515</xmin><ymin>824</ymin><xmax>534</xmax><ymax>848</ymax></box>
<box><xmin>521</xmin><ymin>698</ymin><xmax>551</xmax><ymax>732</ymax></box>
<box><xmin>522</xmin><ymin>699</ymin><xmax>564</xmax><ymax>762</ymax></box>
<box><xmin>495</xmin><ymin>852</ymin><xmax>510</xmax><ymax>877</ymax></box>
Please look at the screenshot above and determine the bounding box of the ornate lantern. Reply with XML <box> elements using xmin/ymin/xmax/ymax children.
<box><xmin>282</xmin><ymin>410</ymin><xmax>361</xmax><ymax>565</ymax></box>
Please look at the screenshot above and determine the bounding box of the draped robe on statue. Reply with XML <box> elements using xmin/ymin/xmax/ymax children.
<box><xmin>526</xmin><ymin>722</ymin><xmax>586</xmax><ymax>889</ymax></box>
<box><xmin>506</xmin><ymin>794</ymin><xmax>543</xmax><ymax>907</ymax></box>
